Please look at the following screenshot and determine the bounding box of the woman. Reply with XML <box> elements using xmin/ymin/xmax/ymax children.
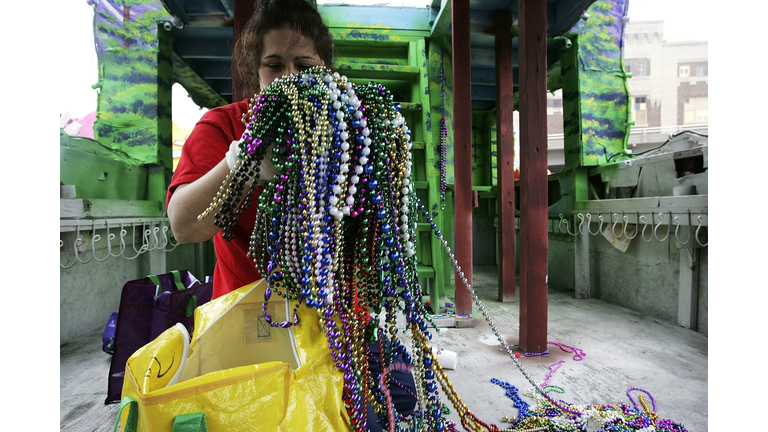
<box><xmin>167</xmin><ymin>0</ymin><xmax>332</xmax><ymax>299</ymax></box>
<box><xmin>166</xmin><ymin>1</ymin><xmax>416</xmax><ymax>430</ymax></box>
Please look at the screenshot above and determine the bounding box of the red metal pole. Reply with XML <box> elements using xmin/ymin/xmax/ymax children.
<box><xmin>232</xmin><ymin>0</ymin><xmax>259</xmax><ymax>102</ymax></box>
<box><xmin>451</xmin><ymin>0</ymin><xmax>473</xmax><ymax>314</ymax></box>
<box><xmin>518</xmin><ymin>0</ymin><xmax>548</xmax><ymax>353</ymax></box>
<box><xmin>495</xmin><ymin>11</ymin><xmax>516</xmax><ymax>303</ymax></box>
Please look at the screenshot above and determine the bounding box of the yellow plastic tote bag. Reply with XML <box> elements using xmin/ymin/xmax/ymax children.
<box><xmin>117</xmin><ymin>278</ymin><xmax>348</xmax><ymax>431</ymax></box>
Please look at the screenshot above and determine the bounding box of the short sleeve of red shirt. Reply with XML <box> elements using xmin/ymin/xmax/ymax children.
<box><xmin>167</xmin><ymin>99</ymin><xmax>263</xmax><ymax>299</ymax></box>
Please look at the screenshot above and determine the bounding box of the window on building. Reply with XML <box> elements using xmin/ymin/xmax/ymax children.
<box><xmin>683</xmin><ymin>97</ymin><xmax>707</xmax><ymax>124</ymax></box>
<box><xmin>625</xmin><ymin>58</ymin><xmax>650</xmax><ymax>76</ymax></box>
<box><xmin>637</xmin><ymin>59</ymin><xmax>647</xmax><ymax>76</ymax></box>
<box><xmin>694</xmin><ymin>63</ymin><xmax>707</xmax><ymax>77</ymax></box>
<box><xmin>679</xmin><ymin>62</ymin><xmax>707</xmax><ymax>78</ymax></box>
<box><xmin>547</xmin><ymin>97</ymin><xmax>563</xmax><ymax>116</ymax></box>
<box><xmin>632</xmin><ymin>96</ymin><xmax>648</xmax><ymax>125</ymax></box>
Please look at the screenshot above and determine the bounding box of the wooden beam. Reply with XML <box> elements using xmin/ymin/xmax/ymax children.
<box><xmin>232</xmin><ymin>0</ymin><xmax>259</xmax><ymax>102</ymax></box>
<box><xmin>451</xmin><ymin>0</ymin><xmax>472</xmax><ymax>314</ymax></box>
<box><xmin>518</xmin><ymin>0</ymin><xmax>548</xmax><ymax>353</ymax></box>
<box><xmin>495</xmin><ymin>11</ymin><xmax>516</xmax><ymax>303</ymax></box>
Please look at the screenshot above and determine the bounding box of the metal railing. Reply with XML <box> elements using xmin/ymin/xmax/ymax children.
<box><xmin>60</xmin><ymin>217</ymin><xmax>179</xmax><ymax>268</ymax></box>
<box><xmin>547</xmin><ymin>123</ymin><xmax>708</xmax><ymax>141</ymax></box>
<box><xmin>553</xmin><ymin>211</ymin><xmax>708</xmax><ymax>248</ymax></box>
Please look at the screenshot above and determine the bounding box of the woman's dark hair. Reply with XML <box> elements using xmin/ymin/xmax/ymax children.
<box><xmin>234</xmin><ymin>0</ymin><xmax>335</xmax><ymax>97</ymax></box>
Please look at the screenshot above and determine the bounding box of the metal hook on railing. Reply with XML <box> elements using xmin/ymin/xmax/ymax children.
<box><xmin>623</xmin><ymin>212</ymin><xmax>638</xmax><ymax>240</ymax></box>
<box><xmin>115</xmin><ymin>223</ymin><xmax>128</xmax><ymax>258</ymax></box>
<box><xmin>163</xmin><ymin>223</ymin><xmax>180</xmax><ymax>251</ymax></box>
<box><xmin>653</xmin><ymin>212</ymin><xmax>670</xmax><ymax>242</ymax></box>
<box><xmin>578</xmin><ymin>213</ymin><xmax>588</xmax><ymax>235</ymax></box>
<box><xmin>695</xmin><ymin>215</ymin><xmax>708</xmax><ymax>247</ymax></box>
<box><xmin>145</xmin><ymin>223</ymin><xmax>160</xmax><ymax>251</ymax></box>
<box><xmin>141</xmin><ymin>222</ymin><xmax>153</xmax><ymax>252</ymax></box>
<box><xmin>673</xmin><ymin>211</ymin><xmax>692</xmax><ymax>246</ymax></box>
<box><xmin>157</xmin><ymin>222</ymin><xmax>169</xmax><ymax>249</ymax></box>
<box><xmin>584</xmin><ymin>213</ymin><xmax>594</xmax><ymax>234</ymax></box>
<box><xmin>105</xmin><ymin>220</ymin><xmax>120</xmax><ymax>258</ymax></box>
<box><xmin>612</xmin><ymin>212</ymin><xmax>623</xmax><ymax>238</ymax></box>
<box><xmin>92</xmin><ymin>221</ymin><xmax>111</xmax><ymax>262</ymax></box>
<box><xmin>586</xmin><ymin>212</ymin><xmax>605</xmax><ymax>235</ymax></box>
<box><xmin>597</xmin><ymin>212</ymin><xmax>608</xmax><ymax>235</ymax></box>
<box><xmin>60</xmin><ymin>239</ymin><xmax>77</xmax><ymax>269</ymax></box>
<box><xmin>73</xmin><ymin>220</ymin><xmax>94</xmax><ymax>265</ymax></box>
<box><xmin>639</xmin><ymin>213</ymin><xmax>654</xmax><ymax>242</ymax></box>
<box><xmin>152</xmin><ymin>224</ymin><xmax>161</xmax><ymax>250</ymax></box>
<box><xmin>123</xmin><ymin>222</ymin><xmax>149</xmax><ymax>260</ymax></box>
<box><xmin>559</xmin><ymin>213</ymin><xmax>577</xmax><ymax>236</ymax></box>
<box><xmin>140</xmin><ymin>222</ymin><xmax>153</xmax><ymax>253</ymax></box>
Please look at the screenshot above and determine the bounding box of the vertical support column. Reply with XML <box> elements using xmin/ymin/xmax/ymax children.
<box><xmin>418</xmin><ymin>37</ymin><xmax>446</xmax><ymax>306</ymax></box>
<box><xmin>232</xmin><ymin>0</ymin><xmax>259</xmax><ymax>102</ymax></box>
<box><xmin>677</xmin><ymin>247</ymin><xmax>700</xmax><ymax>330</ymax></box>
<box><xmin>147</xmin><ymin>165</ymin><xmax>167</xmax><ymax>203</ymax></box>
<box><xmin>156</xmin><ymin>27</ymin><xmax>174</xmax><ymax>172</ymax></box>
<box><xmin>451</xmin><ymin>0</ymin><xmax>472</xmax><ymax>314</ymax></box>
<box><xmin>573</xmin><ymin>168</ymin><xmax>591</xmax><ymax>299</ymax></box>
<box><xmin>149</xmin><ymin>230</ymin><xmax>168</xmax><ymax>276</ymax></box>
<box><xmin>495</xmin><ymin>11</ymin><xmax>516</xmax><ymax>303</ymax></box>
<box><xmin>574</xmin><ymin>232</ymin><xmax>591</xmax><ymax>298</ymax></box>
<box><xmin>518</xmin><ymin>0</ymin><xmax>548</xmax><ymax>353</ymax></box>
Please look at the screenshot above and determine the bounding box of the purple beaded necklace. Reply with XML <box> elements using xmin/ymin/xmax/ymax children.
<box><xmin>439</xmin><ymin>49</ymin><xmax>448</xmax><ymax>208</ymax></box>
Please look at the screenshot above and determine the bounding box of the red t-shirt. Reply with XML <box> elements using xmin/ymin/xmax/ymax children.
<box><xmin>167</xmin><ymin>99</ymin><xmax>263</xmax><ymax>299</ymax></box>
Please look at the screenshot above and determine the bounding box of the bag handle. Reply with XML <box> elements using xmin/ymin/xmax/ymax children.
<box><xmin>185</xmin><ymin>295</ymin><xmax>198</xmax><ymax>318</ymax></box>
<box><xmin>171</xmin><ymin>270</ymin><xmax>185</xmax><ymax>290</ymax></box>
<box><xmin>172</xmin><ymin>413</ymin><xmax>208</xmax><ymax>432</ymax></box>
<box><xmin>112</xmin><ymin>396</ymin><xmax>206</xmax><ymax>432</ymax></box>
<box><xmin>146</xmin><ymin>270</ymin><xmax>186</xmax><ymax>296</ymax></box>
<box><xmin>113</xmin><ymin>396</ymin><xmax>138</xmax><ymax>432</ymax></box>
<box><xmin>146</xmin><ymin>274</ymin><xmax>161</xmax><ymax>287</ymax></box>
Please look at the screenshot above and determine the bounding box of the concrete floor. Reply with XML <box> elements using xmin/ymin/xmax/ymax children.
<box><xmin>60</xmin><ymin>266</ymin><xmax>707</xmax><ymax>431</ymax></box>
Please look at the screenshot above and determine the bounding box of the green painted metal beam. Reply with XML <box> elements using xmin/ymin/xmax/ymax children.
<box><xmin>319</xmin><ymin>5</ymin><xmax>431</xmax><ymax>32</ymax></box>
<box><xmin>335</xmin><ymin>63</ymin><xmax>420</xmax><ymax>81</ymax></box>
<box><xmin>415</xmin><ymin>36</ymin><xmax>447</xmax><ymax>307</ymax></box>
<box><xmin>429</xmin><ymin>0</ymin><xmax>451</xmax><ymax>39</ymax></box>
<box><xmin>60</xmin><ymin>132</ymin><xmax>149</xmax><ymax>201</ymax></box>
<box><xmin>173</xmin><ymin>53</ymin><xmax>231</xmax><ymax>108</ymax></box>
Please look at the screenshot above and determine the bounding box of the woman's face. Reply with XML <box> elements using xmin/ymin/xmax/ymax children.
<box><xmin>258</xmin><ymin>26</ymin><xmax>325</xmax><ymax>91</ymax></box>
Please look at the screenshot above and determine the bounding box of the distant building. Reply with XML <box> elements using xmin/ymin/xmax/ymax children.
<box><xmin>547</xmin><ymin>20</ymin><xmax>708</xmax><ymax>171</ymax></box>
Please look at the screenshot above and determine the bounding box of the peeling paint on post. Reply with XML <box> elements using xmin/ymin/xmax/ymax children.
<box><xmin>562</xmin><ymin>0</ymin><xmax>632</xmax><ymax>169</ymax></box>
<box><xmin>452</xmin><ymin>0</ymin><xmax>473</xmax><ymax>314</ymax></box>
<box><xmin>518</xmin><ymin>0</ymin><xmax>549</xmax><ymax>354</ymax></box>
<box><xmin>91</xmin><ymin>0</ymin><xmax>173</xmax><ymax>168</ymax></box>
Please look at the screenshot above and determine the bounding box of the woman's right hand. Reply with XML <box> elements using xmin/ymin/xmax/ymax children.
<box><xmin>225</xmin><ymin>140</ymin><xmax>281</xmax><ymax>184</ymax></box>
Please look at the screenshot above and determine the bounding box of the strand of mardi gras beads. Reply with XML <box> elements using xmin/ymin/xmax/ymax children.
<box><xmin>490</xmin><ymin>378</ymin><xmax>531</xmax><ymax>426</ymax></box>
<box><xmin>201</xmin><ymin>66</ymin><xmax>691</xmax><ymax>432</ymax></box>
<box><xmin>548</xmin><ymin>341</ymin><xmax>586</xmax><ymax>361</ymax></box>
<box><xmin>413</xmin><ymin>197</ymin><xmax>582</xmax><ymax>420</ymax></box>
<box><xmin>203</xmin><ymin>70</ymin><xmax>525</xmax><ymax>431</ymax></box>
<box><xmin>208</xmin><ymin>68</ymin><xmax>528</xmax><ymax>430</ymax></box>
<box><xmin>541</xmin><ymin>360</ymin><xmax>564</xmax><ymax>387</ymax></box>
<box><xmin>439</xmin><ymin>49</ymin><xmax>448</xmax><ymax>209</ymax></box>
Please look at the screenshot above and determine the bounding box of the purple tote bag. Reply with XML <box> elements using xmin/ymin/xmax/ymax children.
<box><xmin>105</xmin><ymin>270</ymin><xmax>213</xmax><ymax>404</ymax></box>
